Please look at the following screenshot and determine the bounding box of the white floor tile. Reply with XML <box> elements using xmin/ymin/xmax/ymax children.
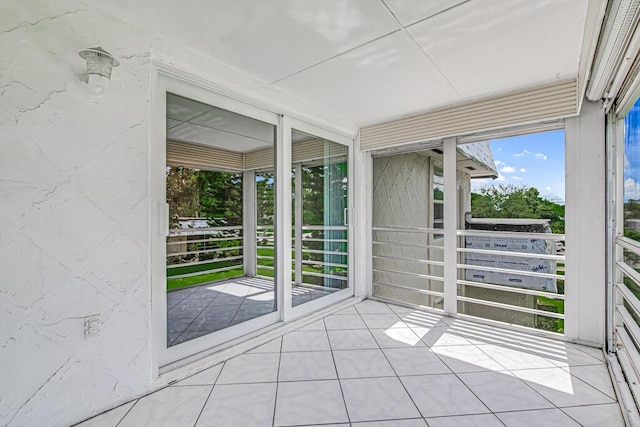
<box><xmin>567</xmin><ymin>343</ymin><xmax>606</xmax><ymax>361</ymax></box>
<box><xmin>118</xmin><ymin>386</ymin><xmax>211</xmax><ymax>427</ymax></box>
<box><xmin>496</xmin><ymin>408</ymin><xmax>580</xmax><ymax>427</ymax></box>
<box><xmin>75</xmin><ymin>401</ymin><xmax>136</xmax><ymax>427</ymax></box>
<box><xmin>401</xmin><ymin>374</ymin><xmax>490</xmax><ymax>417</ymax></box>
<box><xmin>382</xmin><ymin>347</ymin><xmax>451</xmax><ymax>376</ymax></box>
<box><xmin>216</xmin><ymin>353</ymin><xmax>279</xmax><ymax>384</ymax></box>
<box><xmin>324</xmin><ymin>314</ymin><xmax>367</xmax><ymax>330</ymax></box>
<box><xmin>562</xmin><ymin>403</ymin><xmax>625</xmax><ymax>427</ymax></box>
<box><xmin>458</xmin><ymin>371</ymin><xmax>554</xmax><ymax>412</ymax></box>
<box><xmin>401</xmin><ymin>312</ymin><xmax>448</xmax><ymax>329</ymax></box>
<box><xmin>370</xmin><ymin>328</ymin><xmax>426</xmax><ymax>348</ymax></box>
<box><xmin>281</xmin><ymin>330</ymin><xmax>331</xmax><ymax>352</ymax></box>
<box><xmin>361</xmin><ymin>313</ymin><xmax>407</xmax><ymax>329</ymax></box>
<box><xmin>341</xmin><ymin>377</ymin><xmax>421</xmax><ymax>422</ymax></box>
<box><xmin>540</xmin><ymin>344</ymin><xmax>605</xmax><ymax>368</ymax></box>
<box><xmin>175</xmin><ymin>364</ymin><xmax>224</xmax><ymax>386</ymax></box>
<box><xmin>274</xmin><ymin>380</ymin><xmax>348</xmax><ymax>426</ymax></box>
<box><xmin>328</xmin><ymin>329</ymin><xmax>379</xmax><ymax>350</ymax></box>
<box><xmin>278</xmin><ymin>351</ymin><xmax>337</xmax><ymax>381</ymax></box>
<box><xmin>476</xmin><ymin>343</ymin><xmax>557</xmax><ymax>370</ymax></box>
<box><xmin>355</xmin><ymin>300</ymin><xmax>395</xmax><ymax>314</ymax></box>
<box><xmin>561</xmin><ymin>364</ymin><xmax>616</xmax><ymax>399</ymax></box>
<box><xmin>247</xmin><ymin>337</ymin><xmax>282</xmax><ymax>354</ymax></box>
<box><xmin>432</xmin><ymin>345</ymin><xmax>506</xmax><ymax>373</ymax></box>
<box><xmin>413</xmin><ymin>327</ymin><xmax>472</xmax><ymax>347</ymax></box>
<box><xmin>334</xmin><ymin>306</ymin><xmax>359</xmax><ymax>315</ymax></box>
<box><xmin>447</xmin><ymin>321</ymin><xmax>517</xmax><ymax>346</ymax></box>
<box><xmin>196</xmin><ymin>383</ymin><xmax>276</xmax><ymax>427</ymax></box>
<box><xmin>297</xmin><ymin>319</ymin><xmax>326</xmax><ymax>331</ymax></box>
<box><xmin>352</xmin><ymin>419</ymin><xmax>427</xmax><ymax>426</ymax></box>
<box><xmin>333</xmin><ymin>349</ymin><xmax>395</xmax><ymax>378</ymax></box>
<box><xmin>425</xmin><ymin>414</ymin><xmax>504</xmax><ymax>427</ymax></box>
<box><xmin>511</xmin><ymin>367</ymin><xmax>615</xmax><ymax>407</ymax></box>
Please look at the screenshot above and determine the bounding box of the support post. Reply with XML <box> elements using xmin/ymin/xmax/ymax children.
<box><xmin>243</xmin><ymin>170</ymin><xmax>256</xmax><ymax>277</ymax></box>
<box><xmin>276</xmin><ymin>116</ymin><xmax>293</xmax><ymax>320</ymax></box>
<box><xmin>443</xmin><ymin>137</ymin><xmax>458</xmax><ymax>315</ymax></box>
<box><xmin>294</xmin><ymin>162</ymin><xmax>303</xmax><ymax>286</ymax></box>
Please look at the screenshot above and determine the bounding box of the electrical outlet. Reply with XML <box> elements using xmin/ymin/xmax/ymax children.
<box><xmin>83</xmin><ymin>314</ymin><xmax>101</xmax><ymax>338</ymax></box>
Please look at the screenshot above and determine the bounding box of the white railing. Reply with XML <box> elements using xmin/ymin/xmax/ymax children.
<box><xmin>457</xmin><ymin>229</ymin><xmax>565</xmax><ymax>331</ymax></box>
<box><xmin>371</xmin><ymin>225</ymin><xmax>566</xmax><ymax>332</ymax></box>
<box><xmin>372</xmin><ymin>226</ymin><xmax>445</xmax><ymax>309</ymax></box>
<box><xmin>614</xmin><ymin>235</ymin><xmax>640</xmax><ymax>407</ymax></box>
<box><xmin>166</xmin><ymin>226</ymin><xmax>243</xmax><ymax>280</ymax></box>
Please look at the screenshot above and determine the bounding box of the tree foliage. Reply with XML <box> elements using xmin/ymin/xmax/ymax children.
<box><xmin>471</xmin><ymin>184</ymin><xmax>565</xmax><ymax>233</ymax></box>
<box><xmin>166</xmin><ymin>167</ymin><xmax>242</xmax><ymax>227</ymax></box>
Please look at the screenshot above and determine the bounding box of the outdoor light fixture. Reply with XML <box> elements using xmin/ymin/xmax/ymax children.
<box><xmin>79</xmin><ymin>46</ymin><xmax>119</xmax><ymax>95</ymax></box>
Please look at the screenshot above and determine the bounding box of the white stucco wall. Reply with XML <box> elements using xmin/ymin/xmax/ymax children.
<box><xmin>0</xmin><ymin>2</ymin><xmax>354</xmax><ymax>426</ymax></box>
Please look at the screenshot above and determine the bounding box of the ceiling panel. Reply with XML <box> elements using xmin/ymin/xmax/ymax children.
<box><xmin>190</xmin><ymin>109</ymin><xmax>275</xmax><ymax>144</ymax></box>
<box><xmin>168</xmin><ymin>123</ymin><xmax>272</xmax><ymax>153</ymax></box>
<box><xmin>166</xmin><ymin>94</ymin><xmax>214</xmax><ymax>121</ymax></box>
<box><xmin>276</xmin><ymin>31</ymin><xmax>461</xmax><ymax>126</ymax></box>
<box><xmin>407</xmin><ymin>0</ymin><xmax>587</xmax><ymax>97</ymax></box>
<box><xmin>382</xmin><ymin>0</ymin><xmax>468</xmax><ymax>26</ymax></box>
<box><xmin>97</xmin><ymin>0</ymin><xmax>400</xmax><ymax>83</ymax></box>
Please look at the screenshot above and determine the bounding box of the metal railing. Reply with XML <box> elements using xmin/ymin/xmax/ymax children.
<box><xmin>371</xmin><ymin>225</ymin><xmax>566</xmax><ymax>332</ymax></box>
<box><xmin>372</xmin><ymin>226</ymin><xmax>445</xmax><ymax>310</ymax></box>
<box><xmin>167</xmin><ymin>226</ymin><xmax>243</xmax><ymax>280</ymax></box>
<box><xmin>614</xmin><ymin>235</ymin><xmax>640</xmax><ymax>407</ymax></box>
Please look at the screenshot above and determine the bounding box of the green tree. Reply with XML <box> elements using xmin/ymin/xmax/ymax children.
<box><xmin>471</xmin><ymin>184</ymin><xmax>565</xmax><ymax>233</ymax></box>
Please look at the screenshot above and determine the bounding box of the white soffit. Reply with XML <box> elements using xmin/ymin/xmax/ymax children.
<box><xmin>276</xmin><ymin>30</ymin><xmax>461</xmax><ymax>126</ymax></box>
<box><xmin>406</xmin><ymin>0</ymin><xmax>588</xmax><ymax>98</ymax></box>
<box><xmin>383</xmin><ymin>0</ymin><xmax>469</xmax><ymax>26</ymax></box>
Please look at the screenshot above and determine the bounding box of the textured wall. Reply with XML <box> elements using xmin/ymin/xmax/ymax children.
<box><xmin>0</xmin><ymin>2</ymin><xmax>153</xmax><ymax>426</ymax></box>
<box><xmin>0</xmin><ymin>1</ymin><xmax>351</xmax><ymax>425</ymax></box>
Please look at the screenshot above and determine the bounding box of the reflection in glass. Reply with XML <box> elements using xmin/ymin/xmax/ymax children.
<box><xmin>165</xmin><ymin>93</ymin><xmax>276</xmax><ymax>347</ymax></box>
<box><xmin>291</xmin><ymin>130</ymin><xmax>349</xmax><ymax>306</ymax></box>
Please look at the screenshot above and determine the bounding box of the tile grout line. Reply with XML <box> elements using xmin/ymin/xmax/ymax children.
<box><xmin>113</xmin><ymin>398</ymin><xmax>140</xmax><ymax>427</ymax></box>
<box><xmin>191</xmin><ymin>360</ymin><xmax>226</xmax><ymax>426</ymax></box>
<box><xmin>271</xmin><ymin>336</ymin><xmax>284</xmax><ymax>427</ymax></box>
<box><xmin>355</xmin><ymin>303</ymin><xmax>426</xmax><ymax>420</ymax></box>
<box><xmin>324</xmin><ymin>316</ymin><xmax>352</xmax><ymax>425</ymax></box>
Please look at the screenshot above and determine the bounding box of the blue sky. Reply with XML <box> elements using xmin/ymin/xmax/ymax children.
<box><xmin>471</xmin><ymin>130</ymin><xmax>566</xmax><ymax>204</ymax></box>
<box><xmin>624</xmin><ymin>98</ymin><xmax>640</xmax><ymax>201</ymax></box>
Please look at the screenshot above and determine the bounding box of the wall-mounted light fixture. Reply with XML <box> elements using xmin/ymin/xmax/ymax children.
<box><xmin>79</xmin><ymin>46</ymin><xmax>119</xmax><ymax>95</ymax></box>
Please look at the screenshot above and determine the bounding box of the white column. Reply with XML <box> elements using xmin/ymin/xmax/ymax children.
<box><xmin>243</xmin><ymin>169</ymin><xmax>256</xmax><ymax>277</ymax></box>
<box><xmin>354</xmin><ymin>133</ymin><xmax>371</xmax><ymax>298</ymax></box>
<box><xmin>443</xmin><ymin>137</ymin><xmax>458</xmax><ymax>315</ymax></box>
<box><xmin>294</xmin><ymin>162</ymin><xmax>303</xmax><ymax>286</ymax></box>
<box><xmin>277</xmin><ymin>116</ymin><xmax>293</xmax><ymax>320</ymax></box>
<box><xmin>565</xmin><ymin>100</ymin><xmax>606</xmax><ymax>345</ymax></box>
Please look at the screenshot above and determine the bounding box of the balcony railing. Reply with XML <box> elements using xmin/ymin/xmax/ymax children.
<box><xmin>372</xmin><ymin>225</ymin><xmax>566</xmax><ymax>334</ymax></box>
<box><xmin>166</xmin><ymin>226</ymin><xmax>244</xmax><ymax>282</ymax></box>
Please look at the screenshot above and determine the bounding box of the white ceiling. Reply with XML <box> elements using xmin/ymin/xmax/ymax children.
<box><xmin>167</xmin><ymin>94</ymin><xmax>275</xmax><ymax>152</ymax></box>
<box><xmin>97</xmin><ymin>0</ymin><xmax>590</xmax><ymax>127</ymax></box>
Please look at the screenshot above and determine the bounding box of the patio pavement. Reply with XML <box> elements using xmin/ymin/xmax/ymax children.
<box><xmin>83</xmin><ymin>299</ymin><xmax>622</xmax><ymax>427</ymax></box>
<box><xmin>167</xmin><ymin>277</ymin><xmax>333</xmax><ymax>346</ymax></box>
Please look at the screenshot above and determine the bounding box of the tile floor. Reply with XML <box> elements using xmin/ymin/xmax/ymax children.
<box><xmin>167</xmin><ymin>277</ymin><xmax>333</xmax><ymax>346</ymax></box>
<box><xmin>81</xmin><ymin>299</ymin><xmax>624</xmax><ymax>427</ymax></box>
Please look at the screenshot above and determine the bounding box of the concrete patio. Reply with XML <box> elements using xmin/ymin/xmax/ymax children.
<box><xmin>84</xmin><ymin>300</ymin><xmax>621</xmax><ymax>426</ymax></box>
<box><xmin>167</xmin><ymin>277</ymin><xmax>334</xmax><ymax>346</ymax></box>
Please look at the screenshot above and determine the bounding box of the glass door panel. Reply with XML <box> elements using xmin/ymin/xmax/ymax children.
<box><xmin>291</xmin><ymin>129</ymin><xmax>349</xmax><ymax>307</ymax></box>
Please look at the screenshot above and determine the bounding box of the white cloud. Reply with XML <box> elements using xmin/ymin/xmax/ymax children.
<box><xmin>545</xmin><ymin>186</ymin><xmax>552</xmax><ymax>191</ymax></box>
<box><xmin>625</xmin><ymin>178</ymin><xmax>640</xmax><ymax>200</ymax></box>
<box><xmin>512</xmin><ymin>176</ymin><xmax>523</xmax><ymax>181</ymax></box>
<box><xmin>519</xmin><ymin>168</ymin><xmax>526</xmax><ymax>173</ymax></box>
<box><xmin>494</xmin><ymin>160</ymin><xmax>504</xmax><ymax>166</ymax></box>
<box><xmin>496</xmin><ymin>174</ymin><xmax>506</xmax><ymax>182</ymax></box>
<box><xmin>513</xmin><ymin>149</ymin><xmax>547</xmax><ymax>160</ymax></box>
<box><xmin>500</xmin><ymin>166</ymin><xmax>515</xmax><ymax>173</ymax></box>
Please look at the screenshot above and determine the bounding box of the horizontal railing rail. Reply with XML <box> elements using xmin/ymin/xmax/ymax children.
<box><xmin>166</xmin><ymin>226</ymin><xmax>244</xmax><ymax>282</ymax></box>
